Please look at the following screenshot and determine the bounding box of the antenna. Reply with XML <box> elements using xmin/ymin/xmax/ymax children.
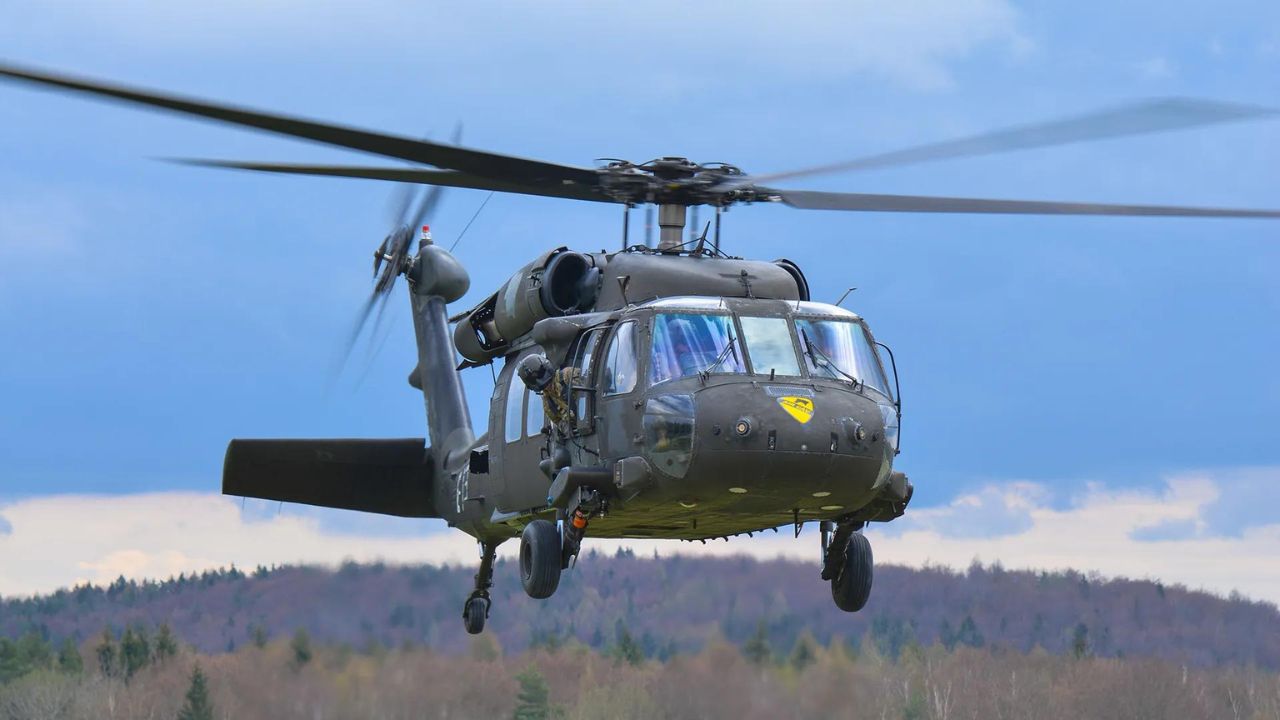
<box><xmin>714</xmin><ymin>206</ymin><xmax>722</xmax><ymax>254</ymax></box>
<box><xmin>621</xmin><ymin>204</ymin><xmax>631</xmax><ymax>250</ymax></box>
<box><xmin>617</xmin><ymin>275</ymin><xmax>631</xmax><ymax>305</ymax></box>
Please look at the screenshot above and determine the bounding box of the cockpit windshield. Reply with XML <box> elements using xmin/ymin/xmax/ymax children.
<box><xmin>649</xmin><ymin>312</ymin><xmax>744</xmax><ymax>385</ymax></box>
<box><xmin>795</xmin><ymin>318</ymin><xmax>893</xmax><ymax>398</ymax></box>
<box><xmin>645</xmin><ymin>305</ymin><xmax>893</xmax><ymax>397</ymax></box>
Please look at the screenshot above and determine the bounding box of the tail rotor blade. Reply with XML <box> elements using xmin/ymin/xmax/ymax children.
<box><xmin>410</xmin><ymin>186</ymin><xmax>447</xmax><ymax>231</ymax></box>
<box><xmin>333</xmin><ymin>292</ymin><xmax>380</xmax><ymax>380</ymax></box>
<box><xmin>409</xmin><ymin>125</ymin><xmax>461</xmax><ymax>230</ymax></box>
<box><xmin>388</xmin><ymin>183</ymin><xmax>420</xmax><ymax>227</ymax></box>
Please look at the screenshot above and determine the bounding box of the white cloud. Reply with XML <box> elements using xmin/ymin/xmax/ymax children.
<box><xmin>3</xmin><ymin>468</ymin><xmax>1280</xmax><ymax>604</ymax></box>
<box><xmin>889</xmin><ymin>481</ymin><xmax>1049</xmax><ymax>538</ymax></box>
<box><xmin>2</xmin><ymin>1</ymin><xmax>1029</xmax><ymax>91</ymax></box>
<box><xmin>879</xmin><ymin>474</ymin><xmax>1280</xmax><ymax>604</ymax></box>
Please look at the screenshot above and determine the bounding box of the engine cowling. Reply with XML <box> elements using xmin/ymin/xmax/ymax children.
<box><xmin>453</xmin><ymin>247</ymin><xmax>601</xmax><ymax>363</ymax></box>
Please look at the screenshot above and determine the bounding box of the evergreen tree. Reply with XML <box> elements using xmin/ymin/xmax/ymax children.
<box><xmin>249</xmin><ymin>624</ymin><xmax>269</xmax><ymax>649</ymax></box>
<box><xmin>789</xmin><ymin>633</ymin><xmax>816</xmax><ymax>671</ymax></box>
<box><xmin>939</xmin><ymin>618</ymin><xmax>957</xmax><ymax>650</ymax></box>
<box><xmin>1072</xmin><ymin>623</ymin><xmax>1090</xmax><ymax>659</ymax></box>
<box><xmin>120</xmin><ymin>625</ymin><xmax>151</xmax><ymax>679</ymax></box>
<box><xmin>57</xmin><ymin>637</ymin><xmax>83</xmax><ymax>674</ymax></box>
<box><xmin>743</xmin><ymin>620</ymin><xmax>773</xmax><ymax>665</ymax></box>
<box><xmin>612</xmin><ymin>620</ymin><xmax>644</xmax><ymax>666</ymax></box>
<box><xmin>155</xmin><ymin>623</ymin><xmax>179</xmax><ymax>662</ymax></box>
<box><xmin>95</xmin><ymin>628</ymin><xmax>118</xmax><ymax>678</ymax></box>
<box><xmin>956</xmin><ymin>615</ymin><xmax>985</xmax><ymax>649</ymax></box>
<box><xmin>512</xmin><ymin>664</ymin><xmax>554</xmax><ymax>720</ymax></box>
<box><xmin>290</xmin><ymin>628</ymin><xmax>313</xmax><ymax>669</ymax></box>
<box><xmin>177</xmin><ymin>664</ymin><xmax>215</xmax><ymax>720</ymax></box>
<box><xmin>0</xmin><ymin>631</ymin><xmax>54</xmax><ymax>683</ymax></box>
<box><xmin>870</xmin><ymin>616</ymin><xmax>916</xmax><ymax>660</ymax></box>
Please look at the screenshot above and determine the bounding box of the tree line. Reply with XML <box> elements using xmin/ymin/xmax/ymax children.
<box><xmin>5</xmin><ymin>555</ymin><xmax>1279</xmax><ymax>669</ymax></box>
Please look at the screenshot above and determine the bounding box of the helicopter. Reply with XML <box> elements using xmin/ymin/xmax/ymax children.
<box><xmin>2</xmin><ymin>63</ymin><xmax>1277</xmax><ymax>635</ymax></box>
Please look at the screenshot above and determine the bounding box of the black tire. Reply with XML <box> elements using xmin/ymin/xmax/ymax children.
<box><xmin>520</xmin><ymin>519</ymin><xmax>562</xmax><ymax>599</ymax></box>
<box><xmin>831</xmin><ymin>531</ymin><xmax>873</xmax><ymax>612</ymax></box>
<box><xmin>463</xmin><ymin>596</ymin><xmax>488</xmax><ymax>635</ymax></box>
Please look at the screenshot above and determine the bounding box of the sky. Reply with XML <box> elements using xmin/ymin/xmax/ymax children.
<box><xmin>1</xmin><ymin>2</ymin><xmax>1278</xmax><ymax>602</ymax></box>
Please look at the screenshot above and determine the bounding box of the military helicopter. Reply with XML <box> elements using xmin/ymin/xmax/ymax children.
<box><xmin>3</xmin><ymin>63</ymin><xmax>1277</xmax><ymax>635</ymax></box>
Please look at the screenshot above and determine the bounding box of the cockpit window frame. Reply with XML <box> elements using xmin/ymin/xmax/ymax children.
<box><xmin>567</xmin><ymin>326</ymin><xmax>605</xmax><ymax>436</ymax></box>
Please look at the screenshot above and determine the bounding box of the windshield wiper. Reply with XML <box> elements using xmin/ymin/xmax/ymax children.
<box><xmin>700</xmin><ymin>334</ymin><xmax>739</xmax><ymax>382</ymax></box>
<box><xmin>801</xmin><ymin>329</ymin><xmax>860</xmax><ymax>389</ymax></box>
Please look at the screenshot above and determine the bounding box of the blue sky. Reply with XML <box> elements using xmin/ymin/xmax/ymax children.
<box><xmin>1</xmin><ymin>2</ymin><xmax>1278</xmax><ymax>598</ymax></box>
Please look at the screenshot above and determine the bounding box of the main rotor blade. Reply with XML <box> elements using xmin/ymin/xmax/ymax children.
<box><xmin>772</xmin><ymin>188</ymin><xmax>1280</xmax><ymax>218</ymax></box>
<box><xmin>745</xmin><ymin>98</ymin><xmax>1278</xmax><ymax>185</ymax></box>
<box><xmin>168</xmin><ymin>159</ymin><xmax>616</xmax><ymax>204</ymax></box>
<box><xmin>408</xmin><ymin>124</ymin><xmax>463</xmax><ymax>229</ymax></box>
<box><xmin>0</xmin><ymin>62</ymin><xmax>600</xmax><ymax>188</ymax></box>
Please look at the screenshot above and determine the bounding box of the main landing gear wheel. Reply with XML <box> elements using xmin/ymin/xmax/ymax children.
<box><xmin>831</xmin><ymin>531</ymin><xmax>874</xmax><ymax>612</ymax></box>
<box><xmin>520</xmin><ymin>519</ymin><xmax>562</xmax><ymax>599</ymax></box>
<box><xmin>463</xmin><ymin>595</ymin><xmax>489</xmax><ymax>635</ymax></box>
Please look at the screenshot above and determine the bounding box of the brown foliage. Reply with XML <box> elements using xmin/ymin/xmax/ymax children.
<box><xmin>4</xmin><ymin>637</ymin><xmax>1280</xmax><ymax>720</ymax></box>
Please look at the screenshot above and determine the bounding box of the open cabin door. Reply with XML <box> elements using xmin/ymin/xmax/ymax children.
<box><xmin>490</xmin><ymin>355</ymin><xmax>553</xmax><ymax>513</ymax></box>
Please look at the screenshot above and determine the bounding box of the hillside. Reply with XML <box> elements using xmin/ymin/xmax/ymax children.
<box><xmin>3</xmin><ymin>554</ymin><xmax>1278</xmax><ymax>668</ymax></box>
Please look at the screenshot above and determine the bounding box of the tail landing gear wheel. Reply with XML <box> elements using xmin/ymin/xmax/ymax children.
<box><xmin>831</xmin><ymin>531</ymin><xmax>873</xmax><ymax>612</ymax></box>
<box><xmin>463</xmin><ymin>595</ymin><xmax>489</xmax><ymax>635</ymax></box>
<box><xmin>520</xmin><ymin>519</ymin><xmax>562</xmax><ymax>599</ymax></box>
<box><xmin>463</xmin><ymin>540</ymin><xmax>499</xmax><ymax>634</ymax></box>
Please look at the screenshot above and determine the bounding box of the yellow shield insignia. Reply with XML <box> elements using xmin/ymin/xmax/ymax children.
<box><xmin>777</xmin><ymin>396</ymin><xmax>815</xmax><ymax>424</ymax></box>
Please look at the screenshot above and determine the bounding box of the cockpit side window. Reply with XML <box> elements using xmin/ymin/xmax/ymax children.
<box><xmin>649</xmin><ymin>312</ymin><xmax>744</xmax><ymax>386</ymax></box>
<box><xmin>602</xmin><ymin>321</ymin><xmax>639</xmax><ymax>396</ymax></box>
<box><xmin>526</xmin><ymin>385</ymin><xmax>545</xmax><ymax>437</ymax></box>
<box><xmin>856</xmin><ymin>321</ymin><xmax>894</xmax><ymax>399</ymax></box>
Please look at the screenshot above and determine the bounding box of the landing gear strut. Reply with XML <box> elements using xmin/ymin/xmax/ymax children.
<box><xmin>560</xmin><ymin>487</ymin><xmax>604</xmax><ymax>568</ymax></box>
<box><xmin>822</xmin><ymin>520</ymin><xmax>874</xmax><ymax>612</ymax></box>
<box><xmin>463</xmin><ymin>541</ymin><xmax>499</xmax><ymax>635</ymax></box>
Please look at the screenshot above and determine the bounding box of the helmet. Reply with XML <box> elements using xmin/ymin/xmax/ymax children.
<box><xmin>517</xmin><ymin>353</ymin><xmax>555</xmax><ymax>392</ymax></box>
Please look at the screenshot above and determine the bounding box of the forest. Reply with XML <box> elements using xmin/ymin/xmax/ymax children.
<box><xmin>2</xmin><ymin>619</ymin><xmax>1280</xmax><ymax>719</ymax></box>
<box><xmin>4</xmin><ymin>555</ymin><xmax>1280</xmax><ymax>718</ymax></box>
<box><xmin>3</xmin><ymin>554</ymin><xmax>1278</xmax><ymax>667</ymax></box>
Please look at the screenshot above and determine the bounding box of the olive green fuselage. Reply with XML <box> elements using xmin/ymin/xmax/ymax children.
<box><xmin>451</xmin><ymin>291</ymin><xmax>902</xmax><ymax>543</ymax></box>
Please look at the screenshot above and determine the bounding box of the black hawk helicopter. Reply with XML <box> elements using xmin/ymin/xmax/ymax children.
<box><xmin>3</xmin><ymin>63</ymin><xmax>1277</xmax><ymax>635</ymax></box>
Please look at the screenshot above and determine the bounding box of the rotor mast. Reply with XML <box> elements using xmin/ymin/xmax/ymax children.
<box><xmin>645</xmin><ymin>157</ymin><xmax>702</xmax><ymax>252</ymax></box>
<box><xmin>657</xmin><ymin>204</ymin><xmax>687</xmax><ymax>251</ymax></box>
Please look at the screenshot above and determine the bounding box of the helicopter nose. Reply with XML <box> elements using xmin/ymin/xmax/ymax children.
<box><xmin>674</xmin><ymin>381</ymin><xmax>888</xmax><ymax>513</ymax></box>
<box><xmin>701</xmin><ymin>384</ymin><xmax>878</xmax><ymax>454</ymax></box>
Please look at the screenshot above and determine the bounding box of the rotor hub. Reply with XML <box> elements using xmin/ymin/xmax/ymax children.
<box><xmin>596</xmin><ymin>157</ymin><xmax>754</xmax><ymax>207</ymax></box>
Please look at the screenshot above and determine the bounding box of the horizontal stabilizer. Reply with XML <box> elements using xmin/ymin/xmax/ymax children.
<box><xmin>223</xmin><ymin>438</ymin><xmax>437</xmax><ymax>518</ymax></box>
